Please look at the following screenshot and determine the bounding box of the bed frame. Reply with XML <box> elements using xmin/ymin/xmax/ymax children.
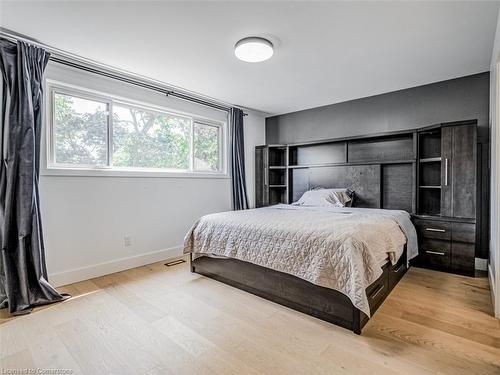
<box><xmin>190</xmin><ymin>246</ymin><xmax>407</xmax><ymax>334</ymax></box>
<box><xmin>190</xmin><ymin>131</ymin><xmax>417</xmax><ymax>334</ymax></box>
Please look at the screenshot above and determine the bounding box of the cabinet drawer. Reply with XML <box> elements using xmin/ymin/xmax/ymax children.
<box><xmin>414</xmin><ymin>219</ymin><xmax>451</xmax><ymax>241</ymax></box>
<box><xmin>367</xmin><ymin>267</ymin><xmax>389</xmax><ymax>313</ymax></box>
<box><xmin>452</xmin><ymin>223</ymin><xmax>476</xmax><ymax>244</ymax></box>
<box><xmin>419</xmin><ymin>238</ymin><xmax>451</xmax><ymax>269</ymax></box>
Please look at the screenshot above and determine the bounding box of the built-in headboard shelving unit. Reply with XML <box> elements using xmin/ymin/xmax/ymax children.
<box><xmin>256</xmin><ymin>130</ymin><xmax>417</xmax><ymax>212</ymax></box>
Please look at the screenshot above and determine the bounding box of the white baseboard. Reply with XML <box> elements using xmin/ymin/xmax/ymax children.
<box><xmin>488</xmin><ymin>264</ymin><xmax>499</xmax><ymax>319</ymax></box>
<box><xmin>475</xmin><ymin>257</ymin><xmax>488</xmax><ymax>271</ymax></box>
<box><xmin>49</xmin><ymin>245</ymin><xmax>184</xmax><ymax>287</ymax></box>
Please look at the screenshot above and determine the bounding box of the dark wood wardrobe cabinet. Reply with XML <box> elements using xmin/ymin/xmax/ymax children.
<box><xmin>441</xmin><ymin>124</ymin><xmax>477</xmax><ymax>219</ymax></box>
<box><xmin>414</xmin><ymin>120</ymin><xmax>477</xmax><ymax>276</ymax></box>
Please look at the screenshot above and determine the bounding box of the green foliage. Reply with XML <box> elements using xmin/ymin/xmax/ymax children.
<box><xmin>112</xmin><ymin>105</ymin><xmax>190</xmax><ymax>169</ymax></box>
<box><xmin>54</xmin><ymin>94</ymin><xmax>107</xmax><ymax>165</ymax></box>
<box><xmin>194</xmin><ymin>123</ymin><xmax>220</xmax><ymax>171</ymax></box>
<box><xmin>54</xmin><ymin>95</ymin><xmax>220</xmax><ymax>171</ymax></box>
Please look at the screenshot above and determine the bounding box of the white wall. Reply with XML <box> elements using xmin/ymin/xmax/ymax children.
<box><xmin>42</xmin><ymin>63</ymin><xmax>266</xmax><ymax>286</ymax></box>
<box><xmin>489</xmin><ymin>8</ymin><xmax>500</xmax><ymax>318</ymax></box>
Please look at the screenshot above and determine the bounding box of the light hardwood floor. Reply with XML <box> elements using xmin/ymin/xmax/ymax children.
<box><xmin>1</xmin><ymin>257</ymin><xmax>499</xmax><ymax>374</ymax></box>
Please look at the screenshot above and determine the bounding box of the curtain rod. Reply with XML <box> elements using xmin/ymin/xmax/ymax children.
<box><xmin>0</xmin><ymin>28</ymin><xmax>248</xmax><ymax>116</ymax></box>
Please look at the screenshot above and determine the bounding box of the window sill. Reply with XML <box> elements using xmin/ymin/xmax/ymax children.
<box><xmin>41</xmin><ymin>167</ymin><xmax>230</xmax><ymax>179</ymax></box>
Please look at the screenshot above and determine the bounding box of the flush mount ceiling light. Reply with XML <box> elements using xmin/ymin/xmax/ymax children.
<box><xmin>234</xmin><ymin>37</ymin><xmax>274</xmax><ymax>63</ymax></box>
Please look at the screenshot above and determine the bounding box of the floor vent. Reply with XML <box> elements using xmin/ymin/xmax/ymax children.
<box><xmin>164</xmin><ymin>259</ymin><xmax>186</xmax><ymax>267</ymax></box>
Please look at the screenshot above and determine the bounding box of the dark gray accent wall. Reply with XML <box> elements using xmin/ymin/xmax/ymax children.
<box><xmin>266</xmin><ymin>72</ymin><xmax>490</xmax><ymax>259</ymax></box>
<box><xmin>266</xmin><ymin>73</ymin><xmax>489</xmax><ymax>144</ymax></box>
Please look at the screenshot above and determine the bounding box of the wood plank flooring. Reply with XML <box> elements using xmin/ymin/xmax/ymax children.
<box><xmin>1</xmin><ymin>257</ymin><xmax>499</xmax><ymax>374</ymax></box>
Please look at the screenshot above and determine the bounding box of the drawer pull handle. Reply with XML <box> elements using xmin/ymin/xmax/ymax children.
<box><xmin>394</xmin><ymin>264</ymin><xmax>405</xmax><ymax>273</ymax></box>
<box><xmin>370</xmin><ymin>284</ymin><xmax>385</xmax><ymax>299</ymax></box>
<box><xmin>425</xmin><ymin>250</ymin><xmax>445</xmax><ymax>256</ymax></box>
<box><xmin>425</xmin><ymin>228</ymin><xmax>445</xmax><ymax>233</ymax></box>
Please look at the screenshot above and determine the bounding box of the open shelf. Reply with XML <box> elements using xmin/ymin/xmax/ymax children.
<box><xmin>289</xmin><ymin>142</ymin><xmax>346</xmax><ymax>166</ymax></box>
<box><xmin>418</xmin><ymin>129</ymin><xmax>441</xmax><ymax>159</ymax></box>
<box><xmin>417</xmin><ymin>128</ymin><xmax>443</xmax><ymax>216</ymax></box>
<box><xmin>419</xmin><ymin>188</ymin><xmax>441</xmax><ymax>216</ymax></box>
<box><xmin>269</xmin><ymin>169</ymin><xmax>286</xmax><ymax>185</ymax></box>
<box><xmin>268</xmin><ymin>147</ymin><xmax>287</xmax><ymax>167</ymax></box>
<box><xmin>419</xmin><ymin>160</ymin><xmax>441</xmax><ymax>187</ymax></box>
<box><xmin>269</xmin><ymin>188</ymin><xmax>287</xmax><ymax>205</ymax></box>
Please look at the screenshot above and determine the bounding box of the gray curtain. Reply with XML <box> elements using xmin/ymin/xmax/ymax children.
<box><xmin>0</xmin><ymin>39</ymin><xmax>66</xmax><ymax>315</ymax></box>
<box><xmin>230</xmin><ymin>108</ymin><xmax>249</xmax><ymax>210</ymax></box>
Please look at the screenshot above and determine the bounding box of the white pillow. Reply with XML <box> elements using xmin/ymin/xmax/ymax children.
<box><xmin>294</xmin><ymin>188</ymin><xmax>352</xmax><ymax>207</ymax></box>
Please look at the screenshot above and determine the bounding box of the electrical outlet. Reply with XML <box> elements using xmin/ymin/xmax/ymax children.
<box><xmin>124</xmin><ymin>235</ymin><xmax>132</xmax><ymax>247</ymax></box>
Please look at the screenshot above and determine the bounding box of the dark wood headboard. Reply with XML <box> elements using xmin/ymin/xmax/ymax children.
<box><xmin>291</xmin><ymin>165</ymin><xmax>382</xmax><ymax>208</ymax></box>
<box><xmin>286</xmin><ymin>131</ymin><xmax>417</xmax><ymax>213</ymax></box>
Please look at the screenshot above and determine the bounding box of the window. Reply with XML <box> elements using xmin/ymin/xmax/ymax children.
<box><xmin>47</xmin><ymin>83</ymin><xmax>226</xmax><ymax>176</ymax></box>
<box><xmin>193</xmin><ymin>122</ymin><xmax>221</xmax><ymax>172</ymax></box>
<box><xmin>112</xmin><ymin>103</ymin><xmax>191</xmax><ymax>170</ymax></box>
<box><xmin>53</xmin><ymin>92</ymin><xmax>108</xmax><ymax>166</ymax></box>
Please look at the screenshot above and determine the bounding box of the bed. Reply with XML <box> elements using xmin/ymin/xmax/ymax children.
<box><xmin>184</xmin><ymin>203</ymin><xmax>418</xmax><ymax>334</ymax></box>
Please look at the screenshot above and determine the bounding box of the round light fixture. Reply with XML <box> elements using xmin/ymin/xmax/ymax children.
<box><xmin>234</xmin><ymin>37</ymin><xmax>273</xmax><ymax>63</ymax></box>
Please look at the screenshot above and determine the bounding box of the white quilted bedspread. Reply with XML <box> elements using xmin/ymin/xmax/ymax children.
<box><xmin>184</xmin><ymin>204</ymin><xmax>418</xmax><ymax>317</ymax></box>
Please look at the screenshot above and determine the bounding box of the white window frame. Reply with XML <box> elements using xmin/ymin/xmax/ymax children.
<box><xmin>44</xmin><ymin>80</ymin><xmax>228</xmax><ymax>178</ymax></box>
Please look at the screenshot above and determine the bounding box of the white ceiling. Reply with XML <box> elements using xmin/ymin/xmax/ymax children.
<box><xmin>1</xmin><ymin>1</ymin><xmax>499</xmax><ymax>115</ymax></box>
